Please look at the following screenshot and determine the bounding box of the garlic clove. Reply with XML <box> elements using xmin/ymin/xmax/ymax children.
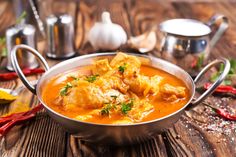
<box><xmin>128</xmin><ymin>30</ymin><xmax>157</xmax><ymax>53</ymax></box>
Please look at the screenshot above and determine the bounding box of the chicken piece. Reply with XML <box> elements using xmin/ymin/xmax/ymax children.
<box><xmin>110</xmin><ymin>52</ymin><xmax>141</xmax><ymax>68</ymax></box>
<box><xmin>63</xmin><ymin>80</ymin><xmax>105</xmax><ymax>110</ymax></box>
<box><xmin>124</xmin><ymin>75</ymin><xmax>163</xmax><ymax>96</ymax></box>
<box><xmin>92</xmin><ymin>59</ymin><xmax>112</xmax><ymax>75</ymax></box>
<box><xmin>110</xmin><ymin>53</ymin><xmax>163</xmax><ymax>96</ymax></box>
<box><xmin>128</xmin><ymin>99</ymin><xmax>154</xmax><ymax>122</ymax></box>
<box><xmin>110</xmin><ymin>52</ymin><xmax>141</xmax><ymax>78</ymax></box>
<box><xmin>95</xmin><ymin>72</ymin><xmax>129</xmax><ymax>93</ymax></box>
<box><xmin>102</xmin><ymin>89</ymin><xmax>129</xmax><ymax>104</ymax></box>
<box><xmin>63</xmin><ymin>79</ymin><xmax>129</xmax><ymax>110</ymax></box>
<box><xmin>160</xmin><ymin>84</ymin><xmax>186</xmax><ymax>101</ymax></box>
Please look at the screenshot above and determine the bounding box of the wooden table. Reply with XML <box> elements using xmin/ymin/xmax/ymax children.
<box><xmin>0</xmin><ymin>0</ymin><xmax>236</xmax><ymax>156</ymax></box>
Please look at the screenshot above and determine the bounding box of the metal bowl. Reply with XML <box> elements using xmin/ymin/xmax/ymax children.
<box><xmin>10</xmin><ymin>44</ymin><xmax>230</xmax><ymax>145</ymax></box>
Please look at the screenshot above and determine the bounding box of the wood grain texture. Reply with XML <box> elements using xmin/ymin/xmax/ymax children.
<box><xmin>0</xmin><ymin>0</ymin><xmax>236</xmax><ymax>157</ymax></box>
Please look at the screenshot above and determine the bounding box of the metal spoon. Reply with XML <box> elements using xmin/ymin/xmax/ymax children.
<box><xmin>0</xmin><ymin>80</ymin><xmax>37</xmax><ymax>96</ymax></box>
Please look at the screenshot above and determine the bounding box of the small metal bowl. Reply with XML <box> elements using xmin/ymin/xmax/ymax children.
<box><xmin>10</xmin><ymin>44</ymin><xmax>230</xmax><ymax>145</ymax></box>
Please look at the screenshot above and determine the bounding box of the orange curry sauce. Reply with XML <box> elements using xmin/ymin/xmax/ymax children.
<box><xmin>42</xmin><ymin>65</ymin><xmax>190</xmax><ymax>124</ymax></box>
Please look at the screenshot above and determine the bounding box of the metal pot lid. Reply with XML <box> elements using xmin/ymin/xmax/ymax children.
<box><xmin>159</xmin><ymin>19</ymin><xmax>211</xmax><ymax>37</ymax></box>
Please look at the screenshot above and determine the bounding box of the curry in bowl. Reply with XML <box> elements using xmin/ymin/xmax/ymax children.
<box><xmin>42</xmin><ymin>53</ymin><xmax>190</xmax><ymax>124</ymax></box>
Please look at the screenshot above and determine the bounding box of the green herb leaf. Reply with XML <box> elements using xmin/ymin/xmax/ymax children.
<box><xmin>110</xmin><ymin>95</ymin><xmax>118</xmax><ymax>99</ymax></box>
<box><xmin>16</xmin><ymin>11</ymin><xmax>27</xmax><ymax>24</ymax></box>
<box><xmin>196</xmin><ymin>54</ymin><xmax>205</xmax><ymax>69</ymax></box>
<box><xmin>60</xmin><ymin>82</ymin><xmax>73</xmax><ymax>96</ymax></box>
<box><xmin>85</xmin><ymin>74</ymin><xmax>99</xmax><ymax>83</ymax></box>
<box><xmin>210</xmin><ymin>59</ymin><xmax>236</xmax><ymax>86</ymax></box>
<box><xmin>223</xmin><ymin>79</ymin><xmax>232</xmax><ymax>85</ymax></box>
<box><xmin>229</xmin><ymin>59</ymin><xmax>236</xmax><ymax>74</ymax></box>
<box><xmin>118</xmin><ymin>63</ymin><xmax>127</xmax><ymax>73</ymax></box>
<box><xmin>100</xmin><ymin>104</ymin><xmax>116</xmax><ymax>116</ymax></box>
<box><xmin>121</xmin><ymin>99</ymin><xmax>134</xmax><ymax>115</ymax></box>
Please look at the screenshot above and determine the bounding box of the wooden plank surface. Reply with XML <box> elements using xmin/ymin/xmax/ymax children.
<box><xmin>0</xmin><ymin>0</ymin><xmax>236</xmax><ymax>157</ymax></box>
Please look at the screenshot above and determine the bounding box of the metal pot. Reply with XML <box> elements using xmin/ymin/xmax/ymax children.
<box><xmin>11</xmin><ymin>45</ymin><xmax>230</xmax><ymax>145</ymax></box>
<box><xmin>159</xmin><ymin>14</ymin><xmax>228</xmax><ymax>75</ymax></box>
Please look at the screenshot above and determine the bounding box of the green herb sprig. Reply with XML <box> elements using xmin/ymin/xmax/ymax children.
<box><xmin>110</xmin><ymin>95</ymin><xmax>118</xmax><ymax>99</ymax></box>
<box><xmin>85</xmin><ymin>74</ymin><xmax>99</xmax><ymax>83</ymax></box>
<box><xmin>210</xmin><ymin>59</ymin><xmax>236</xmax><ymax>86</ymax></box>
<box><xmin>118</xmin><ymin>63</ymin><xmax>127</xmax><ymax>73</ymax></box>
<box><xmin>196</xmin><ymin>54</ymin><xmax>205</xmax><ymax>69</ymax></box>
<box><xmin>121</xmin><ymin>99</ymin><xmax>134</xmax><ymax>115</ymax></box>
<box><xmin>191</xmin><ymin>54</ymin><xmax>205</xmax><ymax>69</ymax></box>
<box><xmin>60</xmin><ymin>82</ymin><xmax>73</xmax><ymax>96</ymax></box>
<box><xmin>100</xmin><ymin>104</ymin><xmax>116</xmax><ymax>116</ymax></box>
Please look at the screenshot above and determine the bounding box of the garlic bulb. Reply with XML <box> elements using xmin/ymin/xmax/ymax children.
<box><xmin>88</xmin><ymin>12</ymin><xmax>127</xmax><ymax>50</ymax></box>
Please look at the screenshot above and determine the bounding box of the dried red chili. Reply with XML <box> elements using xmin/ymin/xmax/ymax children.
<box><xmin>0</xmin><ymin>68</ymin><xmax>45</xmax><ymax>81</ymax></box>
<box><xmin>202</xmin><ymin>100</ymin><xmax>236</xmax><ymax>121</ymax></box>
<box><xmin>211</xmin><ymin>107</ymin><xmax>236</xmax><ymax>121</ymax></box>
<box><xmin>0</xmin><ymin>104</ymin><xmax>43</xmax><ymax>136</ymax></box>
<box><xmin>0</xmin><ymin>114</ymin><xmax>35</xmax><ymax>135</ymax></box>
<box><xmin>204</xmin><ymin>83</ymin><xmax>236</xmax><ymax>95</ymax></box>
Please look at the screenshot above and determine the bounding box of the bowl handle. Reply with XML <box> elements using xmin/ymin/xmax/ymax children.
<box><xmin>11</xmin><ymin>44</ymin><xmax>50</xmax><ymax>95</ymax></box>
<box><xmin>187</xmin><ymin>58</ymin><xmax>230</xmax><ymax>110</ymax></box>
<box><xmin>206</xmin><ymin>14</ymin><xmax>229</xmax><ymax>49</ymax></box>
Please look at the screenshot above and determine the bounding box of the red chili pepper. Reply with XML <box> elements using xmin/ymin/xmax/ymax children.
<box><xmin>0</xmin><ymin>104</ymin><xmax>43</xmax><ymax>136</ymax></box>
<box><xmin>212</xmin><ymin>107</ymin><xmax>236</xmax><ymax>121</ymax></box>
<box><xmin>204</xmin><ymin>83</ymin><xmax>236</xmax><ymax>95</ymax></box>
<box><xmin>203</xmin><ymin>101</ymin><xmax>236</xmax><ymax>121</ymax></box>
<box><xmin>0</xmin><ymin>114</ymin><xmax>35</xmax><ymax>136</ymax></box>
<box><xmin>0</xmin><ymin>68</ymin><xmax>45</xmax><ymax>81</ymax></box>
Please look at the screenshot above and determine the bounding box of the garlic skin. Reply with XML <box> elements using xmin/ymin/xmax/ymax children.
<box><xmin>127</xmin><ymin>30</ymin><xmax>157</xmax><ymax>53</ymax></box>
<box><xmin>88</xmin><ymin>12</ymin><xmax>127</xmax><ymax>50</ymax></box>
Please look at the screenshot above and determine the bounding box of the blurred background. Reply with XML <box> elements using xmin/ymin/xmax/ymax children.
<box><xmin>0</xmin><ymin>0</ymin><xmax>236</xmax><ymax>57</ymax></box>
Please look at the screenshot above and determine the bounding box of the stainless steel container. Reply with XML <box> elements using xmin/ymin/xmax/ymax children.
<box><xmin>10</xmin><ymin>44</ymin><xmax>230</xmax><ymax>145</ymax></box>
<box><xmin>159</xmin><ymin>14</ymin><xmax>228</xmax><ymax>75</ymax></box>
<box><xmin>45</xmin><ymin>14</ymin><xmax>76</xmax><ymax>59</ymax></box>
<box><xmin>6</xmin><ymin>24</ymin><xmax>39</xmax><ymax>71</ymax></box>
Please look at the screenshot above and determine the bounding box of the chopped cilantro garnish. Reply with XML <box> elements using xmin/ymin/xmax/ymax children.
<box><xmin>121</xmin><ymin>99</ymin><xmax>134</xmax><ymax>115</ymax></box>
<box><xmin>110</xmin><ymin>95</ymin><xmax>118</xmax><ymax>99</ymax></box>
<box><xmin>60</xmin><ymin>82</ymin><xmax>73</xmax><ymax>96</ymax></box>
<box><xmin>100</xmin><ymin>104</ymin><xmax>116</xmax><ymax>116</ymax></box>
<box><xmin>118</xmin><ymin>63</ymin><xmax>127</xmax><ymax>73</ymax></box>
<box><xmin>85</xmin><ymin>74</ymin><xmax>99</xmax><ymax>83</ymax></box>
